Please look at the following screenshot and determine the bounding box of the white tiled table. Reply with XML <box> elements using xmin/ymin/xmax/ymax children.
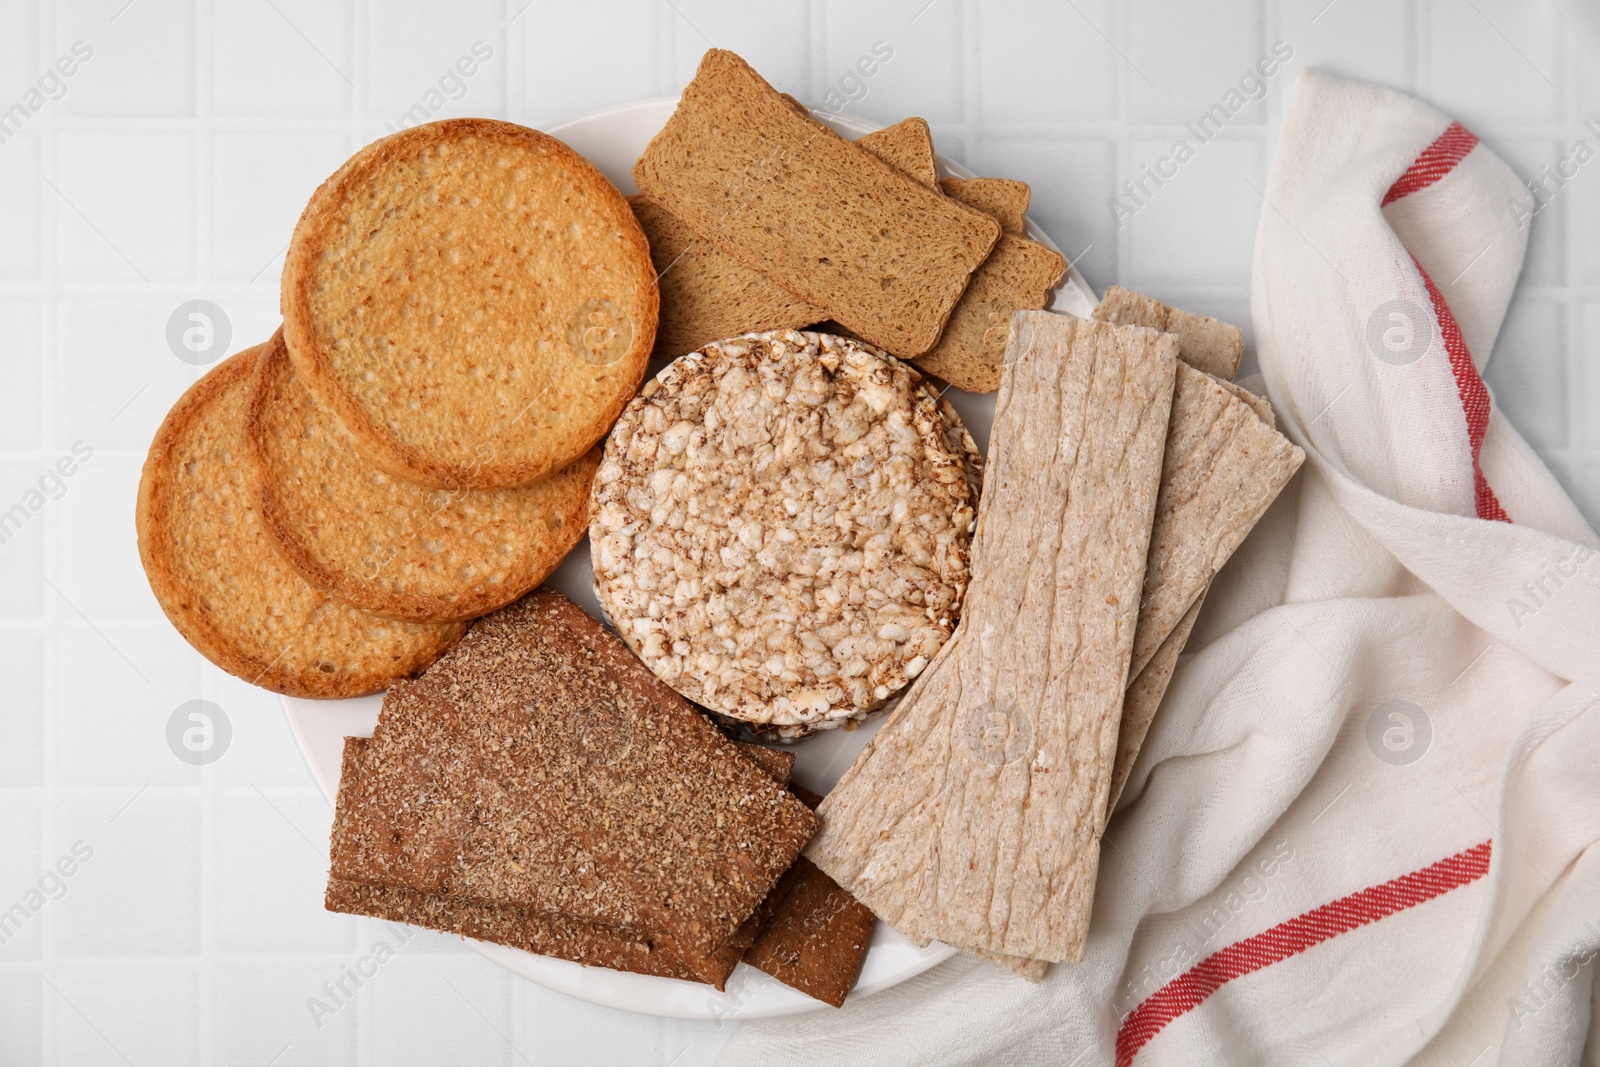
<box><xmin>1</xmin><ymin>1</ymin><xmax>1595</xmax><ymax>1064</ymax></box>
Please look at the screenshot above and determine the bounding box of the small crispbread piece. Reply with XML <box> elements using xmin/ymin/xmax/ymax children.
<box><xmin>807</xmin><ymin>313</ymin><xmax>1178</xmax><ymax>962</ymax></box>
<box><xmin>742</xmin><ymin>783</ymin><xmax>876</xmax><ymax>1006</ymax></box>
<box><xmin>633</xmin><ymin>117</ymin><xmax>942</xmax><ymax>358</ymax></box>
<box><xmin>1128</xmin><ymin>364</ymin><xmax>1304</xmax><ymax>681</ymax></box>
<box><xmin>246</xmin><ymin>332</ymin><xmax>598</xmax><ymax>622</ymax></box>
<box><xmin>634</xmin><ymin>50</ymin><xmax>998</xmax><ymax>358</ymax></box>
<box><xmin>283</xmin><ymin>118</ymin><xmax>658</xmax><ymax>490</ymax></box>
<box><xmin>332</xmin><ymin>588</ymin><xmax>818</xmax><ymax>970</ymax></box>
<box><xmin>135</xmin><ymin>347</ymin><xmax>463</xmax><ymax>699</ymax></box>
<box><xmin>910</xmin><ymin>233</ymin><xmax>1065</xmax><ymax>392</ymax></box>
<box><xmin>590</xmin><ymin>331</ymin><xmax>977</xmax><ymax>736</ymax></box>
<box><xmin>858</xmin><ymin>116</ymin><xmax>938</xmax><ymax>188</ymax></box>
<box><xmin>1092</xmin><ymin>286</ymin><xmax>1244</xmax><ymax>381</ymax></box>
<box><xmin>939</xmin><ymin>177</ymin><xmax>1030</xmax><ymax>236</ymax></box>
<box><xmin>738</xmin><ymin>744</ymin><xmax>797</xmax><ymax>785</ymax></box>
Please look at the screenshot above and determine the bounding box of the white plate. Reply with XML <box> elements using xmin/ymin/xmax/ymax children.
<box><xmin>283</xmin><ymin>97</ymin><xmax>1097</xmax><ymax>1020</ymax></box>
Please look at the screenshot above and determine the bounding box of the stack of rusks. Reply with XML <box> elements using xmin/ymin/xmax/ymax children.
<box><xmin>134</xmin><ymin>48</ymin><xmax>1304</xmax><ymax>1001</ymax></box>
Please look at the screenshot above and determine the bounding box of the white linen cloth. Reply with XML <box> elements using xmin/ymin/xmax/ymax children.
<box><xmin>717</xmin><ymin>69</ymin><xmax>1600</xmax><ymax>1066</ymax></box>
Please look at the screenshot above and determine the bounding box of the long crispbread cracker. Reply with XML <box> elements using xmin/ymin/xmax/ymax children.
<box><xmin>331</xmin><ymin>588</ymin><xmax>817</xmax><ymax>971</ymax></box>
<box><xmin>939</xmin><ymin>177</ymin><xmax>1029</xmax><ymax>236</ymax></box>
<box><xmin>633</xmin><ymin>117</ymin><xmax>940</xmax><ymax>358</ymax></box>
<box><xmin>910</xmin><ymin>232</ymin><xmax>1065</xmax><ymax>392</ymax></box>
<box><xmin>135</xmin><ymin>345</ymin><xmax>464</xmax><ymax>698</ymax></box>
<box><xmin>1127</xmin><ymin>364</ymin><xmax>1304</xmax><ymax>681</ymax></box>
<box><xmin>1107</xmin><ymin>588</ymin><xmax>1205</xmax><ymax>813</ymax></box>
<box><xmin>1092</xmin><ymin>286</ymin><xmax>1243</xmax><ymax>381</ymax></box>
<box><xmin>634</xmin><ymin>49</ymin><xmax>998</xmax><ymax>358</ymax></box>
<box><xmin>246</xmin><ymin>333</ymin><xmax>599</xmax><ymax>622</ymax></box>
<box><xmin>806</xmin><ymin>312</ymin><xmax>1177</xmax><ymax>962</ymax></box>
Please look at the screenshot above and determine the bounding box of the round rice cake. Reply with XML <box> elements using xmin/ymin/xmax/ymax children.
<box><xmin>246</xmin><ymin>331</ymin><xmax>599</xmax><ymax>622</ymax></box>
<box><xmin>590</xmin><ymin>330</ymin><xmax>977</xmax><ymax>737</ymax></box>
<box><xmin>282</xmin><ymin>118</ymin><xmax>657</xmax><ymax>490</ymax></box>
<box><xmin>137</xmin><ymin>346</ymin><xmax>464</xmax><ymax>698</ymax></box>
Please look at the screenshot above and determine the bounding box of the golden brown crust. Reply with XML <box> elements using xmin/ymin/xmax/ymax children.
<box><xmin>282</xmin><ymin>118</ymin><xmax>658</xmax><ymax>489</ymax></box>
<box><xmin>135</xmin><ymin>345</ymin><xmax>463</xmax><ymax>698</ymax></box>
<box><xmin>245</xmin><ymin>332</ymin><xmax>598</xmax><ymax>622</ymax></box>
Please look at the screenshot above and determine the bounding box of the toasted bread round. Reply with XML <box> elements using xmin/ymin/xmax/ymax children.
<box><xmin>281</xmin><ymin>118</ymin><xmax>658</xmax><ymax>490</ymax></box>
<box><xmin>136</xmin><ymin>346</ymin><xmax>464</xmax><ymax>698</ymax></box>
<box><xmin>246</xmin><ymin>331</ymin><xmax>598</xmax><ymax>622</ymax></box>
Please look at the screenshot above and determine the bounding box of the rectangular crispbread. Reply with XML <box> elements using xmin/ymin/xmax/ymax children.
<box><xmin>741</xmin><ymin>783</ymin><xmax>875</xmax><ymax>1006</ymax></box>
<box><xmin>330</xmin><ymin>588</ymin><xmax>817</xmax><ymax>972</ymax></box>
<box><xmin>1128</xmin><ymin>364</ymin><xmax>1304</xmax><ymax>681</ymax></box>
<box><xmin>806</xmin><ymin>313</ymin><xmax>1177</xmax><ymax>962</ymax></box>
<box><xmin>1092</xmin><ymin>286</ymin><xmax>1244</xmax><ymax>380</ymax></box>
<box><xmin>910</xmin><ymin>233</ymin><xmax>1065</xmax><ymax>392</ymax></box>
<box><xmin>634</xmin><ymin>49</ymin><xmax>999</xmax><ymax>357</ymax></box>
<box><xmin>632</xmin><ymin>117</ymin><xmax>939</xmax><ymax>358</ymax></box>
<box><xmin>939</xmin><ymin>177</ymin><xmax>1029</xmax><ymax>236</ymax></box>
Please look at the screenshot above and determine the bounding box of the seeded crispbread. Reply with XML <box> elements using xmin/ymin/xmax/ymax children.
<box><xmin>331</xmin><ymin>587</ymin><xmax>817</xmax><ymax>969</ymax></box>
<box><xmin>246</xmin><ymin>332</ymin><xmax>598</xmax><ymax>622</ymax></box>
<box><xmin>634</xmin><ymin>117</ymin><xmax>941</xmax><ymax>358</ymax></box>
<box><xmin>634</xmin><ymin>50</ymin><xmax>998</xmax><ymax>358</ymax></box>
<box><xmin>807</xmin><ymin>313</ymin><xmax>1177</xmax><ymax>962</ymax></box>
<box><xmin>909</xmin><ymin>231</ymin><xmax>1065</xmax><ymax>392</ymax></box>
<box><xmin>282</xmin><ymin>118</ymin><xmax>657</xmax><ymax>490</ymax></box>
<box><xmin>1092</xmin><ymin>286</ymin><xmax>1244</xmax><ymax>381</ymax></box>
<box><xmin>939</xmin><ymin>177</ymin><xmax>1030</xmax><ymax>236</ymax></box>
<box><xmin>135</xmin><ymin>347</ymin><xmax>464</xmax><ymax>698</ymax></box>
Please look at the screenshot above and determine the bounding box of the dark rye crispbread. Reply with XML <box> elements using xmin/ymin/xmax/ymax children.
<box><xmin>245</xmin><ymin>331</ymin><xmax>599</xmax><ymax>622</ymax></box>
<box><xmin>282</xmin><ymin>118</ymin><xmax>658</xmax><ymax>490</ymax></box>
<box><xmin>134</xmin><ymin>347</ymin><xmax>463</xmax><ymax>698</ymax></box>
<box><xmin>939</xmin><ymin>177</ymin><xmax>1030</xmax><ymax>236</ymax></box>
<box><xmin>330</xmin><ymin>587</ymin><xmax>818</xmax><ymax>969</ymax></box>
<box><xmin>328</xmin><ymin>736</ymin><xmax>797</xmax><ymax>988</ymax></box>
<box><xmin>633</xmin><ymin>117</ymin><xmax>941</xmax><ymax>358</ymax></box>
<box><xmin>634</xmin><ymin>50</ymin><xmax>998</xmax><ymax>358</ymax></box>
<box><xmin>1092</xmin><ymin>286</ymin><xmax>1243</xmax><ymax>380</ymax></box>
<box><xmin>326</xmin><ymin>739</ymin><xmax>702</xmax><ymax>982</ymax></box>
<box><xmin>741</xmin><ymin>784</ymin><xmax>875</xmax><ymax>1007</ymax></box>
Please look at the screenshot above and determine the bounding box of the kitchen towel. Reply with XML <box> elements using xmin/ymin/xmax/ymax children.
<box><xmin>717</xmin><ymin>69</ymin><xmax>1600</xmax><ymax>1066</ymax></box>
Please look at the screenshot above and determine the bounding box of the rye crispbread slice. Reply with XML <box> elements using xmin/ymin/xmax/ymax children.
<box><xmin>1092</xmin><ymin>286</ymin><xmax>1243</xmax><ymax>381</ymax></box>
<box><xmin>135</xmin><ymin>346</ymin><xmax>463</xmax><ymax>698</ymax></box>
<box><xmin>806</xmin><ymin>313</ymin><xmax>1177</xmax><ymax>962</ymax></box>
<box><xmin>327</xmin><ymin>735</ymin><xmax>794</xmax><ymax>987</ymax></box>
<box><xmin>282</xmin><ymin>118</ymin><xmax>657</xmax><ymax>490</ymax></box>
<box><xmin>330</xmin><ymin>587</ymin><xmax>817</xmax><ymax>968</ymax></box>
<box><xmin>245</xmin><ymin>333</ymin><xmax>598</xmax><ymax>622</ymax></box>
<box><xmin>634</xmin><ymin>117</ymin><xmax>941</xmax><ymax>357</ymax></box>
<box><xmin>939</xmin><ymin>177</ymin><xmax>1030</xmax><ymax>236</ymax></box>
<box><xmin>742</xmin><ymin>784</ymin><xmax>875</xmax><ymax>1006</ymax></box>
<box><xmin>634</xmin><ymin>50</ymin><xmax>998</xmax><ymax>358</ymax></box>
<box><xmin>909</xmin><ymin>231</ymin><xmax>1065</xmax><ymax>392</ymax></box>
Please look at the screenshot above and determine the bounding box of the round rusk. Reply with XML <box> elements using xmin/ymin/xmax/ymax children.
<box><xmin>246</xmin><ymin>331</ymin><xmax>599</xmax><ymax>622</ymax></box>
<box><xmin>282</xmin><ymin>118</ymin><xmax>657</xmax><ymax>489</ymax></box>
<box><xmin>136</xmin><ymin>345</ymin><xmax>463</xmax><ymax>698</ymax></box>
